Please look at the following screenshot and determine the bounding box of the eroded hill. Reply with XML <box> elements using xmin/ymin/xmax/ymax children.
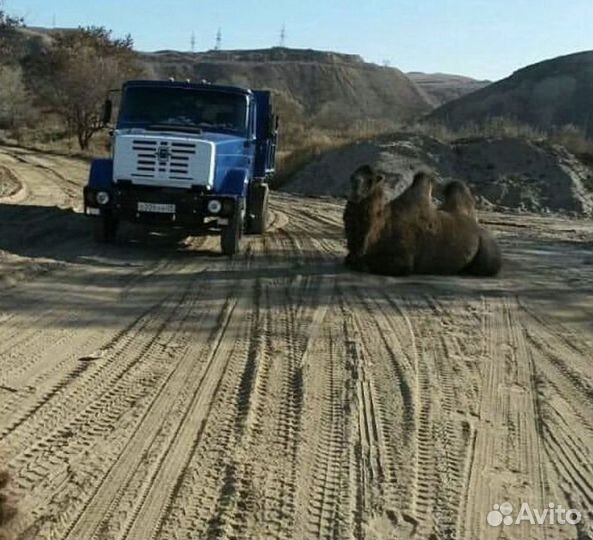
<box><xmin>429</xmin><ymin>51</ymin><xmax>593</xmax><ymax>136</ymax></box>
<box><xmin>139</xmin><ymin>47</ymin><xmax>432</xmax><ymax>129</ymax></box>
<box><xmin>407</xmin><ymin>71</ymin><xmax>490</xmax><ymax>106</ymax></box>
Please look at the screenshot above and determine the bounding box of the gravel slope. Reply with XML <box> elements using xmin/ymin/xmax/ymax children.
<box><xmin>0</xmin><ymin>146</ymin><xmax>592</xmax><ymax>540</ymax></box>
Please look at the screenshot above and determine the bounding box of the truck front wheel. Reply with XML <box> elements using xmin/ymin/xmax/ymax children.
<box><xmin>221</xmin><ymin>206</ymin><xmax>243</xmax><ymax>256</ymax></box>
<box><xmin>246</xmin><ymin>183</ymin><xmax>269</xmax><ymax>235</ymax></box>
<box><xmin>94</xmin><ymin>215</ymin><xmax>118</xmax><ymax>243</ymax></box>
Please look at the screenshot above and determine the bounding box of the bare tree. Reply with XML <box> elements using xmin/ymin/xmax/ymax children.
<box><xmin>0</xmin><ymin>64</ymin><xmax>29</xmax><ymax>130</ymax></box>
<box><xmin>33</xmin><ymin>27</ymin><xmax>142</xmax><ymax>149</ymax></box>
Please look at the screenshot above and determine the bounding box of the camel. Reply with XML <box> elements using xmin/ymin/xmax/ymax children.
<box><xmin>0</xmin><ymin>470</ymin><xmax>16</xmax><ymax>540</ymax></box>
<box><xmin>343</xmin><ymin>166</ymin><xmax>502</xmax><ymax>276</ymax></box>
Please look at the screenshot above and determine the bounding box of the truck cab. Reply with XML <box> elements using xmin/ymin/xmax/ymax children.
<box><xmin>83</xmin><ymin>80</ymin><xmax>278</xmax><ymax>255</ymax></box>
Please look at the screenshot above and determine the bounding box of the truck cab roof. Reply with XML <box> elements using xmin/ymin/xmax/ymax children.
<box><xmin>121</xmin><ymin>80</ymin><xmax>253</xmax><ymax>96</ymax></box>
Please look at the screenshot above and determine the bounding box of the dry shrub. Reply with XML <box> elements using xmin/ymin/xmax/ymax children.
<box><xmin>550</xmin><ymin>124</ymin><xmax>593</xmax><ymax>165</ymax></box>
<box><xmin>411</xmin><ymin>116</ymin><xmax>546</xmax><ymax>142</ymax></box>
<box><xmin>412</xmin><ymin>117</ymin><xmax>593</xmax><ymax>169</ymax></box>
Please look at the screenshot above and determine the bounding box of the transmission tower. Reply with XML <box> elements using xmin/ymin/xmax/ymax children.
<box><xmin>190</xmin><ymin>31</ymin><xmax>196</xmax><ymax>52</ymax></box>
<box><xmin>279</xmin><ymin>24</ymin><xmax>286</xmax><ymax>47</ymax></box>
<box><xmin>215</xmin><ymin>28</ymin><xmax>222</xmax><ymax>50</ymax></box>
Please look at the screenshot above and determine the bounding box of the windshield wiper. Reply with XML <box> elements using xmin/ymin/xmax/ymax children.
<box><xmin>146</xmin><ymin>124</ymin><xmax>203</xmax><ymax>134</ymax></box>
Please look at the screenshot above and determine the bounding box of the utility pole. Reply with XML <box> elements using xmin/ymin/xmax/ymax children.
<box><xmin>190</xmin><ymin>31</ymin><xmax>196</xmax><ymax>52</ymax></box>
<box><xmin>279</xmin><ymin>24</ymin><xmax>286</xmax><ymax>47</ymax></box>
<box><xmin>215</xmin><ymin>28</ymin><xmax>221</xmax><ymax>50</ymax></box>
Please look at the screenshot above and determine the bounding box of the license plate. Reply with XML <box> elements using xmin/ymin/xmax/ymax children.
<box><xmin>137</xmin><ymin>202</ymin><xmax>176</xmax><ymax>214</ymax></box>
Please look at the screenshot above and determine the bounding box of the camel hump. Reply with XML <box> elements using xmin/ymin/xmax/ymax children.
<box><xmin>441</xmin><ymin>180</ymin><xmax>476</xmax><ymax>217</ymax></box>
<box><xmin>409</xmin><ymin>170</ymin><xmax>436</xmax><ymax>198</ymax></box>
<box><xmin>392</xmin><ymin>170</ymin><xmax>436</xmax><ymax>211</ymax></box>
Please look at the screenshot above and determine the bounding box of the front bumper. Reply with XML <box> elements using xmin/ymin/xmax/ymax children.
<box><xmin>84</xmin><ymin>184</ymin><xmax>237</xmax><ymax>228</ymax></box>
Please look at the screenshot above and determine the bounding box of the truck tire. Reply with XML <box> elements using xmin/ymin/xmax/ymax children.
<box><xmin>246</xmin><ymin>183</ymin><xmax>269</xmax><ymax>235</ymax></box>
<box><xmin>221</xmin><ymin>206</ymin><xmax>242</xmax><ymax>256</ymax></box>
<box><xmin>94</xmin><ymin>215</ymin><xmax>118</xmax><ymax>243</ymax></box>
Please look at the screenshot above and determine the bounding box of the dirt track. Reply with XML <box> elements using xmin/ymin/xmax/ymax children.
<box><xmin>1</xmin><ymin>145</ymin><xmax>593</xmax><ymax>540</ymax></box>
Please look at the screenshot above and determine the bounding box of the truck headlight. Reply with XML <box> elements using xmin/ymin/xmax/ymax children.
<box><xmin>96</xmin><ymin>191</ymin><xmax>110</xmax><ymax>205</ymax></box>
<box><xmin>208</xmin><ymin>199</ymin><xmax>222</xmax><ymax>214</ymax></box>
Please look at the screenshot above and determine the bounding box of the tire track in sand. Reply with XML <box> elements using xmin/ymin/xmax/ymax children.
<box><xmin>62</xmin><ymin>291</ymin><xmax>240</xmax><ymax>540</ymax></box>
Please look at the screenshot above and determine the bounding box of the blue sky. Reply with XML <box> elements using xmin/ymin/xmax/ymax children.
<box><xmin>7</xmin><ymin>0</ymin><xmax>593</xmax><ymax>80</ymax></box>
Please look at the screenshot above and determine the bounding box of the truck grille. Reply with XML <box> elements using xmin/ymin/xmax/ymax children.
<box><xmin>131</xmin><ymin>140</ymin><xmax>197</xmax><ymax>180</ymax></box>
<box><xmin>114</xmin><ymin>134</ymin><xmax>214</xmax><ymax>188</ymax></box>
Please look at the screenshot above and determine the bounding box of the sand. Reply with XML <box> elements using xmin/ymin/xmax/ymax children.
<box><xmin>0</xmin><ymin>145</ymin><xmax>592</xmax><ymax>539</ymax></box>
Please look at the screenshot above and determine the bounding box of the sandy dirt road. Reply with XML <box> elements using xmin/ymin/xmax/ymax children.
<box><xmin>1</xmin><ymin>145</ymin><xmax>592</xmax><ymax>540</ymax></box>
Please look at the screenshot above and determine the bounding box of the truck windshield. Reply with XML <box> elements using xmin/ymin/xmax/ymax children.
<box><xmin>118</xmin><ymin>86</ymin><xmax>248</xmax><ymax>133</ymax></box>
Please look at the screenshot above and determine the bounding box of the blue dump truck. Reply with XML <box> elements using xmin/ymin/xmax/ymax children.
<box><xmin>83</xmin><ymin>79</ymin><xmax>278</xmax><ymax>255</ymax></box>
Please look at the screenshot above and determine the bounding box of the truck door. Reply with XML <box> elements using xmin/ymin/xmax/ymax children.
<box><xmin>253</xmin><ymin>90</ymin><xmax>277</xmax><ymax>178</ymax></box>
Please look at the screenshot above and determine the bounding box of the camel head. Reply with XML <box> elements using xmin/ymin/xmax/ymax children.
<box><xmin>348</xmin><ymin>165</ymin><xmax>385</xmax><ymax>203</ymax></box>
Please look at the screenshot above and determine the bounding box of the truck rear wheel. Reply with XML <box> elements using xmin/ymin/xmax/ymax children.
<box><xmin>94</xmin><ymin>215</ymin><xmax>118</xmax><ymax>243</ymax></box>
<box><xmin>246</xmin><ymin>183</ymin><xmax>269</xmax><ymax>235</ymax></box>
<box><xmin>221</xmin><ymin>207</ymin><xmax>242</xmax><ymax>256</ymax></box>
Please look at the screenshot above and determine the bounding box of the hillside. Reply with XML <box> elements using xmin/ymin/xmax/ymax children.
<box><xmin>7</xmin><ymin>27</ymin><xmax>433</xmax><ymax>133</ymax></box>
<box><xmin>407</xmin><ymin>71</ymin><xmax>490</xmax><ymax>106</ymax></box>
<box><xmin>429</xmin><ymin>51</ymin><xmax>593</xmax><ymax>136</ymax></box>
<box><xmin>138</xmin><ymin>48</ymin><xmax>432</xmax><ymax>129</ymax></box>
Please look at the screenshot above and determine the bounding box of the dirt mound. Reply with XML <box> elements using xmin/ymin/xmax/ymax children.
<box><xmin>283</xmin><ymin>133</ymin><xmax>593</xmax><ymax>215</ymax></box>
<box><xmin>429</xmin><ymin>50</ymin><xmax>593</xmax><ymax>136</ymax></box>
<box><xmin>407</xmin><ymin>71</ymin><xmax>490</xmax><ymax>106</ymax></box>
<box><xmin>139</xmin><ymin>47</ymin><xmax>432</xmax><ymax>129</ymax></box>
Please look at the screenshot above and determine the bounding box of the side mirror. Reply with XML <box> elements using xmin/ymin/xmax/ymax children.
<box><xmin>102</xmin><ymin>98</ymin><xmax>113</xmax><ymax>126</ymax></box>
